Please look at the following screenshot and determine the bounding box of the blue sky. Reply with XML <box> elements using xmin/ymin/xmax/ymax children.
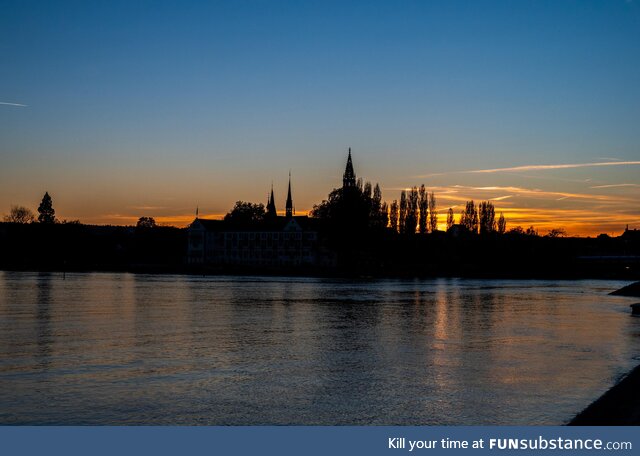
<box><xmin>1</xmin><ymin>0</ymin><xmax>639</xmax><ymax>234</ymax></box>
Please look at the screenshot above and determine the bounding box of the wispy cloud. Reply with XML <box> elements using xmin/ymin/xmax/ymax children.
<box><xmin>466</xmin><ymin>161</ymin><xmax>640</xmax><ymax>174</ymax></box>
<box><xmin>129</xmin><ymin>205</ymin><xmax>168</xmax><ymax>211</ymax></box>
<box><xmin>589</xmin><ymin>183</ymin><xmax>640</xmax><ymax>189</ymax></box>
<box><xmin>0</xmin><ymin>101</ymin><xmax>28</xmax><ymax>107</ymax></box>
<box><xmin>416</xmin><ymin>160</ymin><xmax>640</xmax><ymax>178</ymax></box>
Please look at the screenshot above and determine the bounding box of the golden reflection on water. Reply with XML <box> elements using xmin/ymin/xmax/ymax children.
<box><xmin>0</xmin><ymin>272</ymin><xmax>638</xmax><ymax>425</ymax></box>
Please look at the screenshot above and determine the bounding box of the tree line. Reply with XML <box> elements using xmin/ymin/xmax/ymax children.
<box><xmin>310</xmin><ymin>179</ymin><xmax>512</xmax><ymax>236</ymax></box>
<box><xmin>3</xmin><ymin>192</ymin><xmax>56</xmax><ymax>224</ymax></box>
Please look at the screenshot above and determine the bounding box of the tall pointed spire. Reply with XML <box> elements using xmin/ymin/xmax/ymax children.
<box><xmin>343</xmin><ymin>147</ymin><xmax>356</xmax><ymax>188</ymax></box>
<box><xmin>286</xmin><ymin>170</ymin><xmax>293</xmax><ymax>218</ymax></box>
<box><xmin>196</xmin><ymin>206</ymin><xmax>199</xmax><ymax>218</ymax></box>
<box><xmin>266</xmin><ymin>183</ymin><xmax>277</xmax><ymax>218</ymax></box>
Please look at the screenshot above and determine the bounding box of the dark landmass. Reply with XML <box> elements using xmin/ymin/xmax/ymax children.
<box><xmin>569</xmin><ymin>364</ymin><xmax>640</xmax><ymax>425</ymax></box>
<box><xmin>1</xmin><ymin>221</ymin><xmax>639</xmax><ymax>279</ymax></box>
<box><xmin>610</xmin><ymin>281</ymin><xmax>640</xmax><ymax>297</ymax></box>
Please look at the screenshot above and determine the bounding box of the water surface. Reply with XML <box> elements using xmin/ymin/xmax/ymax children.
<box><xmin>1</xmin><ymin>272</ymin><xmax>639</xmax><ymax>425</ymax></box>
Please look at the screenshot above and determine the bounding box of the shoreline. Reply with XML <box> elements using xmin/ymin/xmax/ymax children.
<box><xmin>569</xmin><ymin>363</ymin><xmax>640</xmax><ymax>425</ymax></box>
<box><xmin>1</xmin><ymin>266</ymin><xmax>638</xmax><ymax>281</ymax></box>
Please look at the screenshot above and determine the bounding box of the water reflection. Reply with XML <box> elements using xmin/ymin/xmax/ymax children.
<box><xmin>35</xmin><ymin>273</ymin><xmax>53</xmax><ymax>369</ymax></box>
<box><xmin>0</xmin><ymin>273</ymin><xmax>638</xmax><ymax>425</ymax></box>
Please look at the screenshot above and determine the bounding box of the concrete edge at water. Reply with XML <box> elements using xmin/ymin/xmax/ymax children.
<box><xmin>568</xmin><ymin>363</ymin><xmax>640</xmax><ymax>425</ymax></box>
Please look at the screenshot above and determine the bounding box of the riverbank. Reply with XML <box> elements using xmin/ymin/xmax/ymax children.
<box><xmin>569</xmin><ymin>363</ymin><xmax>640</xmax><ymax>425</ymax></box>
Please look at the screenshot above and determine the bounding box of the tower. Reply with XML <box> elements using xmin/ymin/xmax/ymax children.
<box><xmin>343</xmin><ymin>147</ymin><xmax>356</xmax><ymax>188</ymax></box>
<box><xmin>286</xmin><ymin>171</ymin><xmax>293</xmax><ymax>218</ymax></box>
<box><xmin>266</xmin><ymin>184</ymin><xmax>277</xmax><ymax>218</ymax></box>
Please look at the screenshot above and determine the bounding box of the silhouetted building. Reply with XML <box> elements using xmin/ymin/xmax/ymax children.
<box><xmin>343</xmin><ymin>147</ymin><xmax>356</xmax><ymax>188</ymax></box>
<box><xmin>266</xmin><ymin>185</ymin><xmax>277</xmax><ymax>219</ymax></box>
<box><xmin>187</xmin><ymin>216</ymin><xmax>323</xmax><ymax>267</ymax></box>
<box><xmin>621</xmin><ymin>225</ymin><xmax>640</xmax><ymax>241</ymax></box>
<box><xmin>286</xmin><ymin>171</ymin><xmax>294</xmax><ymax>218</ymax></box>
<box><xmin>187</xmin><ymin>171</ymin><xmax>331</xmax><ymax>267</ymax></box>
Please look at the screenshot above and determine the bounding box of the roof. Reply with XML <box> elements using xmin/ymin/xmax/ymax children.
<box><xmin>188</xmin><ymin>216</ymin><xmax>319</xmax><ymax>232</ymax></box>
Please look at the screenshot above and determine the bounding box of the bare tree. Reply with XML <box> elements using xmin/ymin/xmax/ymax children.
<box><xmin>428</xmin><ymin>192</ymin><xmax>438</xmax><ymax>232</ymax></box>
<box><xmin>405</xmin><ymin>187</ymin><xmax>419</xmax><ymax>234</ymax></box>
<box><xmin>399</xmin><ymin>190</ymin><xmax>407</xmax><ymax>234</ymax></box>
<box><xmin>363</xmin><ymin>181</ymin><xmax>372</xmax><ymax>199</ymax></box>
<box><xmin>389</xmin><ymin>200</ymin><xmax>399</xmax><ymax>232</ymax></box>
<box><xmin>479</xmin><ymin>201</ymin><xmax>496</xmax><ymax>235</ymax></box>
<box><xmin>460</xmin><ymin>200</ymin><xmax>478</xmax><ymax>233</ymax></box>
<box><xmin>446</xmin><ymin>208</ymin><xmax>455</xmax><ymax>231</ymax></box>
<box><xmin>380</xmin><ymin>201</ymin><xmax>389</xmax><ymax>229</ymax></box>
<box><xmin>546</xmin><ymin>228</ymin><xmax>567</xmax><ymax>238</ymax></box>
<box><xmin>3</xmin><ymin>205</ymin><xmax>35</xmax><ymax>223</ymax></box>
<box><xmin>418</xmin><ymin>185</ymin><xmax>428</xmax><ymax>234</ymax></box>
<box><xmin>497</xmin><ymin>212</ymin><xmax>506</xmax><ymax>234</ymax></box>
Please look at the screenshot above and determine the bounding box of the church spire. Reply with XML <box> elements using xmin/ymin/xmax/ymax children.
<box><xmin>266</xmin><ymin>183</ymin><xmax>277</xmax><ymax>218</ymax></box>
<box><xmin>343</xmin><ymin>147</ymin><xmax>356</xmax><ymax>188</ymax></box>
<box><xmin>286</xmin><ymin>171</ymin><xmax>293</xmax><ymax>218</ymax></box>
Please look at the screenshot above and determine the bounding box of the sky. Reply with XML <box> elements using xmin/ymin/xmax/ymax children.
<box><xmin>1</xmin><ymin>0</ymin><xmax>639</xmax><ymax>236</ymax></box>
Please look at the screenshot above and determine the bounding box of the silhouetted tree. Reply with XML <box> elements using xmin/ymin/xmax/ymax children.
<box><xmin>428</xmin><ymin>192</ymin><xmax>438</xmax><ymax>232</ymax></box>
<box><xmin>37</xmin><ymin>192</ymin><xmax>56</xmax><ymax>224</ymax></box>
<box><xmin>418</xmin><ymin>185</ymin><xmax>428</xmax><ymax>234</ymax></box>
<box><xmin>446</xmin><ymin>208</ymin><xmax>455</xmax><ymax>231</ymax></box>
<box><xmin>478</xmin><ymin>201</ymin><xmax>496</xmax><ymax>235</ymax></box>
<box><xmin>370</xmin><ymin>183</ymin><xmax>387</xmax><ymax>229</ymax></box>
<box><xmin>525</xmin><ymin>226</ymin><xmax>538</xmax><ymax>236</ymax></box>
<box><xmin>389</xmin><ymin>200</ymin><xmax>399</xmax><ymax>232</ymax></box>
<box><xmin>311</xmin><ymin>182</ymin><xmax>385</xmax><ymax>234</ymax></box>
<box><xmin>399</xmin><ymin>191</ymin><xmax>407</xmax><ymax>234</ymax></box>
<box><xmin>380</xmin><ymin>201</ymin><xmax>389</xmax><ymax>229</ymax></box>
<box><xmin>3</xmin><ymin>205</ymin><xmax>35</xmax><ymax>223</ymax></box>
<box><xmin>405</xmin><ymin>187</ymin><xmax>419</xmax><ymax>234</ymax></box>
<box><xmin>224</xmin><ymin>201</ymin><xmax>265</xmax><ymax>225</ymax></box>
<box><xmin>460</xmin><ymin>200</ymin><xmax>478</xmax><ymax>233</ymax></box>
<box><xmin>546</xmin><ymin>228</ymin><xmax>567</xmax><ymax>238</ymax></box>
<box><xmin>137</xmin><ymin>216</ymin><xmax>157</xmax><ymax>228</ymax></box>
<box><xmin>497</xmin><ymin>212</ymin><xmax>506</xmax><ymax>234</ymax></box>
<box><xmin>363</xmin><ymin>181</ymin><xmax>372</xmax><ymax>199</ymax></box>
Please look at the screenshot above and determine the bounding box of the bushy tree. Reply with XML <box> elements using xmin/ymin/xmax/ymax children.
<box><xmin>3</xmin><ymin>205</ymin><xmax>35</xmax><ymax>223</ymax></box>
<box><xmin>136</xmin><ymin>216</ymin><xmax>157</xmax><ymax>228</ymax></box>
<box><xmin>224</xmin><ymin>201</ymin><xmax>265</xmax><ymax>225</ymax></box>
<box><xmin>311</xmin><ymin>182</ymin><xmax>387</xmax><ymax>233</ymax></box>
<box><xmin>37</xmin><ymin>192</ymin><xmax>56</xmax><ymax>224</ymax></box>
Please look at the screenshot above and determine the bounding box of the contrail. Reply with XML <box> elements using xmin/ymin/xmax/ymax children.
<box><xmin>467</xmin><ymin>161</ymin><xmax>640</xmax><ymax>173</ymax></box>
<box><xmin>0</xmin><ymin>101</ymin><xmax>28</xmax><ymax>107</ymax></box>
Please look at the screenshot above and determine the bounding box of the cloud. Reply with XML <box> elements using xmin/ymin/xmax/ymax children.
<box><xmin>589</xmin><ymin>183</ymin><xmax>640</xmax><ymax>189</ymax></box>
<box><xmin>0</xmin><ymin>101</ymin><xmax>28</xmax><ymax>107</ymax></box>
<box><xmin>129</xmin><ymin>205</ymin><xmax>169</xmax><ymax>211</ymax></box>
<box><xmin>427</xmin><ymin>184</ymin><xmax>633</xmax><ymax>203</ymax></box>
<box><xmin>465</xmin><ymin>161</ymin><xmax>640</xmax><ymax>174</ymax></box>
